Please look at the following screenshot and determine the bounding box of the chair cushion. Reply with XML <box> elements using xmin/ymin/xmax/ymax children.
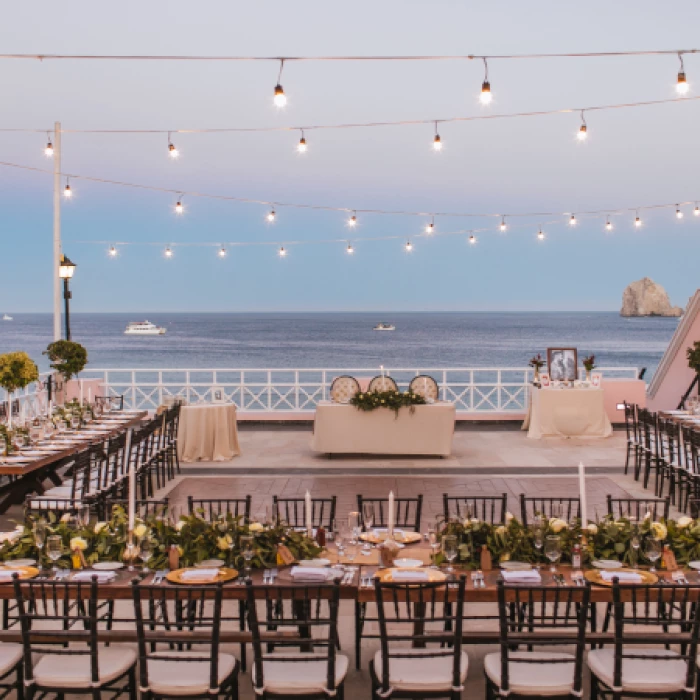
<box><xmin>373</xmin><ymin>649</ymin><xmax>468</xmax><ymax>692</ymax></box>
<box><xmin>253</xmin><ymin>653</ymin><xmax>349</xmax><ymax>695</ymax></box>
<box><xmin>33</xmin><ymin>647</ymin><xmax>136</xmax><ymax>689</ymax></box>
<box><xmin>0</xmin><ymin>644</ymin><xmax>22</xmax><ymax>676</ymax></box>
<box><xmin>588</xmin><ymin>648</ymin><xmax>688</xmax><ymax>693</ymax></box>
<box><xmin>484</xmin><ymin>651</ymin><xmax>576</xmax><ymax>696</ymax></box>
<box><xmin>147</xmin><ymin>651</ymin><xmax>237</xmax><ymax>696</ymax></box>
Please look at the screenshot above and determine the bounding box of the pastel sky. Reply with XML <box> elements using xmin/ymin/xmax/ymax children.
<box><xmin>1</xmin><ymin>0</ymin><xmax>699</xmax><ymax>312</ymax></box>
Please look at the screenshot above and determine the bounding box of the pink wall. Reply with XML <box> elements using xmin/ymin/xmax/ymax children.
<box><xmin>602</xmin><ymin>378</ymin><xmax>646</xmax><ymax>422</ymax></box>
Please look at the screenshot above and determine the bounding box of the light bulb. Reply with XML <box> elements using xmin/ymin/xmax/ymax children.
<box><xmin>274</xmin><ymin>84</ymin><xmax>287</xmax><ymax>108</ymax></box>
<box><xmin>168</xmin><ymin>142</ymin><xmax>179</xmax><ymax>159</ymax></box>
<box><xmin>577</xmin><ymin>124</ymin><xmax>588</xmax><ymax>141</ymax></box>
<box><xmin>218</xmin><ymin>246</ymin><xmax>227</xmax><ymax>258</ymax></box>
<box><xmin>164</xmin><ymin>247</ymin><xmax>173</xmax><ymax>258</ymax></box>
<box><xmin>63</xmin><ymin>184</ymin><xmax>72</xmax><ymax>198</ymax></box>
<box><xmin>278</xmin><ymin>246</ymin><xmax>287</xmax><ymax>257</ymax></box>
<box><xmin>348</xmin><ymin>214</ymin><xmax>357</xmax><ymax>228</ymax></box>
<box><xmin>108</xmin><ymin>246</ymin><xmax>117</xmax><ymax>257</ymax></box>
<box><xmin>405</xmin><ymin>240</ymin><xmax>413</xmax><ymax>252</ymax></box>
<box><xmin>480</xmin><ymin>81</ymin><xmax>492</xmax><ymax>104</ymax></box>
<box><xmin>297</xmin><ymin>136</ymin><xmax>307</xmax><ymax>153</ymax></box>
<box><xmin>695</xmin><ymin>206</ymin><xmax>700</xmax><ymax>217</ymax></box>
<box><xmin>425</xmin><ymin>222</ymin><xmax>435</xmax><ymax>234</ymax></box>
<box><xmin>469</xmin><ymin>235</ymin><xmax>476</xmax><ymax>245</ymax></box>
<box><xmin>605</xmin><ymin>219</ymin><xmax>613</xmax><ymax>231</ymax></box>
<box><xmin>676</xmin><ymin>207</ymin><xmax>684</xmax><ymax>219</ymax></box>
<box><xmin>267</xmin><ymin>209</ymin><xmax>276</xmax><ymax>223</ymax></box>
<box><xmin>175</xmin><ymin>201</ymin><xmax>183</xmax><ymax>215</ymax></box>
<box><xmin>537</xmin><ymin>229</ymin><xmax>545</xmax><ymax>241</ymax></box>
<box><xmin>346</xmin><ymin>243</ymin><xmax>354</xmax><ymax>255</ymax></box>
<box><xmin>677</xmin><ymin>72</ymin><xmax>689</xmax><ymax>95</ymax></box>
<box><xmin>500</xmin><ymin>218</ymin><xmax>507</xmax><ymax>232</ymax></box>
<box><xmin>635</xmin><ymin>216</ymin><xmax>642</xmax><ymax>228</ymax></box>
<box><xmin>433</xmin><ymin>134</ymin><xmax>442</xmax><ymax>151</ymax></box>
<box><xmin>569</xmin><ymin>214</ymin><xmax>577</xmax><ymax>226</ymax></box>
<box><xmin>44</xmin><ymin>141</ymin><xmax>54</xmax><ymax>157</ymax></box>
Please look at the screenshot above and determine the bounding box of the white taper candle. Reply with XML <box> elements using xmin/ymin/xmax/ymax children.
<box><xmin>578</xmin><ymin>462</ymin><xmax>588</xmax><ymax>527</ymax></box>
<box><xmin>305</xmin><ymin>490</ymin><xmax>313</xmax><ymax>537</ymax></box>
<box><xmin>388</xmin><ymin>491</ymin><xmax>395</xmax><ymax>535</ymax></box>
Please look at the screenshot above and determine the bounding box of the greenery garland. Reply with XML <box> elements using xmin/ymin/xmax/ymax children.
<box><xmin>349</xmin><ymin>389</ymin><xmax>426</xmax><ymax>416</ymax></box>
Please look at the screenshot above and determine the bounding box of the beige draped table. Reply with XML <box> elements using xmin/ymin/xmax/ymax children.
<box><xmin>311</xmin><ymin>401</ymin><xmax>455</xmax><ymax>457</ymax></box>
<box><xmin>177</xmin><ymin>403</ymin><xmax>241</xmax><ymax>462</ymax></box>
<box><xmin>522</xmin><ymin>386</ymin><xmax>613</xmax><ymax>439</ymax></box>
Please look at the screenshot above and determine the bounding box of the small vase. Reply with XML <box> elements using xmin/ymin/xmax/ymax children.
<box><xmin>534</xmin><ymin>369</ymin><xmax>540</xmax><ymax>384</ymax></box>
<box><xmin>585</xmin><ymin>369</ymin><xmax>591</xmax><ymax>383</ymax></box>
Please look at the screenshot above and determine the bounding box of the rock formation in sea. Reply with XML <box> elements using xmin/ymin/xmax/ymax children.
<box><xmin>620</xmin><ymin>277</ymin><xmax>683</xmax><ymax>317</ymax></box>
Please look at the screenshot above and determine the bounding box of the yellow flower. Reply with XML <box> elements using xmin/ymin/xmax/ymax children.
<box><xmin>505</xmin><ymin>512</ymin><xmax>514</xmax><ymax>524</ymax></box>
<box><xmin>217</xmin><ymin>535</ymin><xmax>233</xmax><ymax>551</ymax></box>
<box><xmin>133</xmin><ymin>524</ymin><xmax>148</xmax><ymax>539</ymax></box>
<box><xmin>177</xmin><ymin>546</ymin><xmax>184</xmax><ymax>557</ymax></box>
<box><xmin>677</xmin><ymin>516</ymin><xmax>693</xmax><ymax>529</ymax></box>
<box><xmin>586</xmin><ymin>524</ymin><xmax>598</xmax><ymax>535</ymax></box>
<box><xmin>495</xmin><ymin>525</ymin><xmax>506</xmax><ymax>536</ymax></box>
<box><xmin>549</xmin><ymin>518</ymin><xmax>568</xmax><ymax>534</ymax></box>
<box><xmin>94</xmin><ymin>522</ymin><xmax>108</xmax><ymax>534</ymax></box>
<box><xmin>249</xmin><ymin>522</ymin><xmax>264</xmax><ymax>533</ymax></box>
<box><xmin>651</xmin><ymin>522</ymin><xmax>667</xmax><ymax>540</ymax></box>
<box><xmin>70</xmin><ymin>537</ymin><xmax>88</xmax><ymax>551</ymax></box>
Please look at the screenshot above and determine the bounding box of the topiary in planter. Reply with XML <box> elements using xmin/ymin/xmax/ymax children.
<box><xmin>688</xmin><ymin>341</ymin><xmax>700</xmax><ymax>376</ymax></box>
<box><xmin>44</xmin><ymin>341</ymin><xmax>88</xmax><ymax>381</ymax></box>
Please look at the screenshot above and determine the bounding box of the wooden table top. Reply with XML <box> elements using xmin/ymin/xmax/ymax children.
<box><xmin>0</xmin><ymin>411</ymin><xmax>148</xmax><ymax>475</ymax></box>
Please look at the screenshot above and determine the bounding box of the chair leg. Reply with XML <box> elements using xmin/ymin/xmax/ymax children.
<box><xmin>589</xmin><ymin>673</ymin><xmax>598</xmax><ymax>700</ymax></box>
<box><xmin>238</xmin><ymin>600</ymin><xmax>247</xmax><ymax>672</ymax></box>
<box><xmin>128</xmin><ymin>667</ymin><xmax>137</xmax><ymax>700</ymax></box>
<box><xmin>15</xmin><ymin>661</ymin><xmax>24</xmax><ymax>700</ymax></box>
<box><xmin>354</xmin><ymin>601</ymin><xmax>363</xmax><ymax>670</ymax></box>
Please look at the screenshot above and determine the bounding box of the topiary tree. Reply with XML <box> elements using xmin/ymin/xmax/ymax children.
<box><xmin>688</xmin><ymin>341</ymin><xmax>700</xmax><ymax>375</ymax></box>
<box><xmin>43</xmin><ymin>341</ymin><xmax>88</xmax><ymax>381</ymax></box>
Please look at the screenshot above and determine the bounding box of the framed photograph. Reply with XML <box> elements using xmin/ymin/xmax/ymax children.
<box><xmin>591</xmin><ymin>372</ymin><xmax>603</xmax><ymax>388</ymax></box>
<box><xmin>211</xmin><ymin>386</ymin><xmax>226</xmax><ymax>404</ymax></box>
<box><xmin>540</xmin><ymin>373</ymin><xmax>551</xmax><ymax>387</ymax></box>
<box><xmin>547</xmin><ymin>347</ymin><xmax>578</xmax><ymax>382</ymax></box>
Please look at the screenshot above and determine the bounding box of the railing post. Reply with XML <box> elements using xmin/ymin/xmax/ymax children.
<box><xmin>497</xmin><ymin>370</ymin><xmax>502</xmax><ymax>410</ymax></box>
<box><xmin>295</xmin><ymin>371</ymin><xmax>300</xmax><ymax>410</ymax></box>
<box><xmin>131</xmin><ymin>371</ymin><xmax>136</xmax><ymax>410</ymax></box>
<box><xmin>186</xmin><ymin>371</ymin><xmax>191</xmax><ymax>405</ymax></box>
<box><xmin>158</xmin><ymin>371</ymin><xmax>163</xmax><ymax>408</ymax></box>
<box><xmin>267</xmin><ymin>371</ymin><xmax>272</xmax><ymax>410</ymax></box>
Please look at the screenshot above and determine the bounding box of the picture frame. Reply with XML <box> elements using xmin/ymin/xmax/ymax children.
<box><xmin>547</xmin><ymin>347</ymin><xmax>578</xmax><ymax>382</ymax></box>
<box><xmin>211</xmin><ymin>386</ymin><xmax>226</xmax><ymax>404</ymax></box>
<box><xmin>591</xmin><ymin>372</ymin><xmax>603</xmax><ymax>388</ymax></box>
<box><xmin>540</xmin><ymin>373</ymin><xmax>551</xmax><ymax>387</ymax></box>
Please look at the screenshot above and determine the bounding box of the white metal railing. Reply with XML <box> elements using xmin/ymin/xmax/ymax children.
<box><xmin>64</xmin><ymin>366</ymin><xmax>640</xmax><ymax>414</ymax></box>
<box><xmin>0</xmin><ymin>372</ymin><xmax>52</xmax><ymax>420</ymax></box>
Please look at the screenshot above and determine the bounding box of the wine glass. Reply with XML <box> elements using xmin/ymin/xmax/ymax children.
<box><xmin>34</xmin><ymin>519</ymin><xmax>47</xmax><ymax>566</ymax></box>
<box><xmin>442</xmin><ymin>535</ymin><xmax>458</xmax><ymax>574</ymax></box>
<box><xmin>70</xmin><ymin>414</ymin><xmax>81</xmax><ymax>431</ymax></box>
<box><xmin>46</xmin><ymin>535</ymin><xmax>63</xmax><ymax>574</ymax></box>
<box><xmin>240</xmin><ymin>535</ymin><xmax>254</xmax><ymax>581</ymax></box>
<box><xmin>545</xmin><ymin>535</ymin><xmax>562</xmax><ymax>574</ymax></box>
<box><xmin>644</xmin><ymin>538</ymin><xmax>662</xmax><ymax>573</ymax></box>
<box><xmin>428</xmin><ymin>523</ymin><xmax>441</xmax><ymax>569</ymax></box>
<box><xmin>531</xmin><ymin>519</ymin><xmax>544</xmax><ymax>570</ymax></box>
<box><xmin>630</xmin><ymin>522</ymin><xmax>641</xmax><ymax>569</ymax></box>
<box><xmin>139</xmin><ymin>539</ymin><xmax>153</xmax><ymax>573</ymax></box>
<box><xmin>361</xmin><ymin>504</ymin><xmax>374</xmax><ymax>556</ymax></box>
<box><xmin>348</xmin><ymin>511</ymin><xmax>361</xmax><ymax>545</ymax></box>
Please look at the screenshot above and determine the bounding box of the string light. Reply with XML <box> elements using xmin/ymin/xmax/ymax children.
<box><xmin>405</xmin><ymin>240</ymin><xmax>413</xmax><ymax>252</ymax></box>
<box><xmin>537</xmin><ymin>227</ymin><xmax>545</xmax><ymax>241</ymax></box>
<box><xmin>677</xmin><ymin>53</ymin><xmax>690</xmax><ymax>95</ymax></box>
<box><xmin>433</xmin><ymin>122</ymin><xmax>442</xmax><ymax>151</ymax></box>
<box><xmin>297</xmin><ymin>130</ymin><xmax>307</xmax><ymax>153</ymax></box>
<box><xmin>347</xmin><ymin>211</ymin><xmax>357</xmax><ymax>228</ymax></box>
<box><xmin>44</xmin><ymin>133</ymin><xmax>53</xmax><ymax>157</ymax></box>
<box><xmin>167</xmin><ymin>133</ymin><xmax>178</xmax><ymax>159</ymax></box>
<box><xmin>500</xmin><ymin>217</ymin><xmax>507</xmax><ymax>232</ymax></box>
<box><xmin>63</xmin><ymin>178</ymin><xmax>72</xmax><ymax>198</ymax></box>
<box><xmin>469</xmin><ymin>235</ymin><xmax>477</xmax><ymax>244</ymax></box>
<box><xmin>346</xmin><ymin>242</ymin><xmax>354</xmax><ymax>255</ymax></box>
<box><xmin>267</xmin><ymin>208</ymin><xmax>276</xmax><ymax>223</ymax></box>
<box><xmin>605</xmin><ymin>217</ymin><xmax>613</xmax><ymax>231</ymax></box>
<box><xmin>108</xmin><ymin>245</ymin><xmax>117</xmax><ymax>257</ymax></box>
<box><xmin>569</xmin><ymin>214</ymin><xmax>577</xmax><ymax>226</ymax></box>
<box><xmin>278</xmin><ymin>246</ymin><xmax>287</xmax><ymax>257</ymax></box>
<box><xmin>274</xmin><ymin>59</ymin><xmax>287</xmax><ymax>108</ymax></box>
<box><xmin>164</xmin><ymin>246</ymin><xmax>173</xmax><ymax>258</ymax></box>
<box><xmin>480</xmin><ymin>58</ymin><xmax>492</xmax><ymax>104</ymax></box>
<box><xmin>175</xmin><ymin>197</ymin><xmax>184</xmax><ymax>215</ymax></box>
<box><xmin>577</xmin><ymin>111</ymin><xmax>588</xmax><ymax>141</ymax></box>
<box><xmin>695</xmin><ymin>203</ymin><xmax>700</xmax><ymax>216</ymax></box>
<box><xmin>635</xmin><ymin>211</ymin><xmax>643</xmax><ymax>228</ymax></box>
<box><xmin>218</xmin><ymin>245</ymin><xmax>227</xmax><ymax>258</ymax></box>
<box><xmin>426</xmin><ymin>217</ymin><xmax>435</xmax><ymax>234</ymax></box>
<box><xmin>676</xmin><ymin>206</ymin><xmax>684</xmax><ymax>219</ymax></box>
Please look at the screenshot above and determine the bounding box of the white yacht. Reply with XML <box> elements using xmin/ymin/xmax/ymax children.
<box><xmin>2</xmin><ymin>314</ymin><xmax>12</xmax><ymax>321</ymax></box>
<box><xmin>373</xmin><ymin>322</ymin><xmax>396</xmax><ymax>331</ymax></box>
<box><xmin>124</xmin><ymin>320</ymin><xmax>166</xmax><ymax>336</ymax></box>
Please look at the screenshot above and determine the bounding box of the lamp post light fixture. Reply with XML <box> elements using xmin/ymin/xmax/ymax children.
<box><xmin>58</xmin><ymin>254</ymin><xmax>76</xmax><ymax>341</ymax></box>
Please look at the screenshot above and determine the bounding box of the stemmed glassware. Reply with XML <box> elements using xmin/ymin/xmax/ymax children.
<box><xmin>361</xmin><ymin>504</ymin><xmax>374</xmax><ymax>556</ymax></box>
<box><xmin>531</xmin><ymin>516</ymin><xmax>544</xmax><ymax>570</ymax></box>
<box><xmin>139</xmin><ymin>539</ymin><xmax>153</xmax><ymax>573</ymax></box>
<box><xmin>348</xmin><ymin>511</ymin><xmax>361</xmax><ymax>545</ymax></box>
<box><xmin>240</xmin><ymin>535</ymin><xmax>254</xmax><ymax>581</ymax></box>
<box><xmin>644</xmin><ymin>538</ymin><xmax>662</xmax><ymax>573</ymax></box>
<box><xmin>428</xmin><ymin>520</ymin><xmax>441</xmax><ymax>569</ymax></box>
<box><xmin>442</xmin><ymin>535</ymin><xmax>458</xmax><ymax>574</ymax></box>
<box><xmin>33</xmin><ymin>519</ymin><xmax>47</xmax><ymax>568</ymax></box>
<box><xmin>46</xmin><ymin>535</ymin><xmax>62</xmax><ymax>574</ymax></box>
<box><xmin>545</xmin><ymin>535</ymin><xmax>562</xmax><ymax>574</ymax></box>
<box><xmin>630</xmin><ymin>521</ymin><xmax>641</xmax><ymax>569</ymax></box>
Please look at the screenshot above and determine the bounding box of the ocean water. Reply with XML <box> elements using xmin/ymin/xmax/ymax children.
<box><xmin>0</xmin><ymin>312</ymin><xmax>679</xmax><ymax>377</ymax></box>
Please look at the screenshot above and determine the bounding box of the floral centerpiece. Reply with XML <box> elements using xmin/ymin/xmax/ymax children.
<box><xmin>529</xmin><ymin>354</ymin><xmax>545</xmax><ymax>384</ymax></box>
<box><xmin>0</xmin><ymin>351</ymin><xmax>39</xmax><ymax>429</ymax></box>
<box><xmin>350</xmin><ymin>389</ymin><xmax>426</xmax><ymax>417</ymax></box>
<box><xmin>582</xmin><ymin>354</ymin><xmax>596</xmax><ymax>382</ymax></box>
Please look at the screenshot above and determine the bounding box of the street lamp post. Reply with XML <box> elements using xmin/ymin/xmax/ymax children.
<box><xmin>58</xmin><ymin>254</ymin><xmax>76</xmax><ymax>341</ymax></box>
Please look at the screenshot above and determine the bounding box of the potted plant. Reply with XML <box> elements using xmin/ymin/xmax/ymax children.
<box><xmin>43</xmin><ymin>341</ymin><xmax>88</xmax><ymax>403</ymax></box>
<box><xmin>582</xmin><ymin>354</ymin><xmax>596</xmax><ymax>383</ymax></box>
<box><xmin>0</xmin><ymin>351</ymin><xmax>39</xmax><ymax>428</ymax></box>
<box><xmin>529</xmin><ymin>354</ymin><xmax>545</xmax><ymax>384</ymax></box>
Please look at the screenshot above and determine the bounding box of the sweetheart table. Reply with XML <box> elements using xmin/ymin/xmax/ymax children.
<box><xmin>310</xmin><ymin>401</ymin><xmax>455</xmax><ymax>457</ymax></box>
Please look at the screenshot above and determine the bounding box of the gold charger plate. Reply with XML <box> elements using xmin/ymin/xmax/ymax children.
<box><xmin>360</xmin><ymin>531</ymin><xmax>422</xmax><ymax>545</ymax></box>
<box><xmin>375</xmin><ymin>567</ymin><xmax>447</xmax><ymax>583</ymax></box>
<box><xmin>0</xmin><ymin>566</ymin><xmax>40</xmax><ymax>581</ymax></box>
<box><xmin>166</xmin><ymin>567</ymin><xmax>238</xmax><ymax>585</ymax></box>
<box><xmin>584</xmin><ymin>568</ymin><xmax>658</xmax><ymax>586</ymax></box>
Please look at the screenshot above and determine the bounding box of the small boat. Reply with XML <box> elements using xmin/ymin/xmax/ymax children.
<box><xmin>124</xmin><ymin>320</ymin><xmax>166</xmax><ymax>336</ymax></box>
<box><xmin>373</xmin><ymin>322</ymin><xmax>396</xmax><ymax>331</ymax></box>
<box><xmin>2</xmin><ymin>314</ymin><xmax>12</xmax><ymax>321</ymax></box>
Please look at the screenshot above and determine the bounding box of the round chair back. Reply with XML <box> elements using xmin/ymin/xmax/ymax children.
<box><xmin>409</xmin><ymin>375</ymin><xmax>439</xmax><ymax>401</ymax></box>
<box><xmin>330</xmin><ymin>375</ymin><xmax>360</xmax><ymax>403</ymax></box>
<box><xmin>368</xmin><ymin>375</ymin><xmax>399</xmax><ymax>393</ymax></box>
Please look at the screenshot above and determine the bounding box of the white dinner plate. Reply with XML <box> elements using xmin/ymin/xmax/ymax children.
<box><xmin>298</xmin><ymin>559</ymin><xmax>331</xmax><ymax>568</ymax></box>
<box><xmin>3</xmin><ymin>559</ymin><xmax>36</xmax><ymax>568</ymax></box>
<box><xmin>195</xmin><ymin>559</ymin><xmax>225</xmax><ymax>568</ymax></box>
<box><xmin>393</xmin><ymin>558</ymin><xmax>424</xmax><ymax>569</ymax></box>
<box><xmin>592</xmin><ymin>560</ymin><xmax>623</xmax><ymax>570</ymax></box>
<box><xmin>92</xmin><ymin>562</ymin><xmax>124</xmax><ymax>571</ymax></box>
<box><xmin>500</xmin><ymin>561</ymin><xmax>533</xmax><ymax>571</ymax></box>
<box><xmin>688</xmin><ymin>561</ymin><xmax>700</xmax><ymax>571</ymax></box>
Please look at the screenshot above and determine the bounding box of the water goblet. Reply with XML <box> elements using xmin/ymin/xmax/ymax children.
<box><xmin>545</xmin><ymin>535</ymin><xmax>562</xmax><ymax>574</ymax></box>
<box><xmin>361</xmin><ymin>504</ymin><xmax>374</xmax><ymax>555</ymax></box>
<box><xmin>139</xmin><ymin>539</ymin><xmax>153</xmax><ymax>573</ymax></box>
<box><xmin>442</xmin><ymin>535</ymin><xmax>458</xmax><ymax>574</ymax></box>
<box><xmin>630</xmin><ymin>522</ymin><xmax>641</xmax><ymax>569</ymax></box>
<box><xmin>428</xmin><ymin>527</ymin><xmax>441</xmax><ymax>569</ymax></box>
<box><xmin>644</xmin><ymin>538</ymin><xmax>662</xmax><ymax>573</ymax></box>
<box><xmin>345</xmin><ymin>543</ymin><xmax>358</xmax><ymax>569</ymax></box>
<box><xmin>240</xmin><ymin>535</ymin><xmax>254</xmax><ymax>581</ymax></box>
<box><xmin>34</xmin><ymin>519</ymin><xmax>47</xmax><ymax>567</ymax></box>
<box><xmin>46</xmin><ymin>535</ymin><xmax>63</xmax><ymax>574</ymax></box>
<box><xmin>531</xmin><ymin>523</ymin><xmax>544</xmax><ymax>570</ymax></box>
<box><xmin>348</xmin><ymin>511</ymin><xmax>361</xmax><ymax>545</ymax></box>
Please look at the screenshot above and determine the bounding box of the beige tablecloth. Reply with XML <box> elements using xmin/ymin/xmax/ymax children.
<box><xmin>522</xmin><ymin>387</ymin><xmax>613</xmax><ymax>439</ymax></box>
<box><xmin>311</xmin><ymin>401</ymin><xmax>455</xmax><ymax>457</ymax></box>
<box><xmin>178</xmin><ymin>403</ymin><xmax>240</xmax><ymax>462</ymax></box>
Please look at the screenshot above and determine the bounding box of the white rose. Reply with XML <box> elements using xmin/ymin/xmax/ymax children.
<box><xmin>550</xmin><ymin>519</ymin><xmax>568</xmax><ymax>534</ymax></box>
<box><xmin>248</xmin><ymin>522</ymin><xmax>264</xmax><ymax>533</ymax></box>
<box><xmin>94</xmin><ymin>522</ymin><xmax>108</xmax><ymax>535</ymax></box>
<box><xmin>133</xmin><ymin>524</ymin><xmax>148</xmax><ymax>539</ymax></box>
<box><xmin>586</xmin><ymin>524</ymin><xmax>598</xmax><ymax>535</ymax></box>
<box><xmin>651</xmin><ymin>522</ymin><xmax>668</xmax><ymax>540</ymax></box>
<box><xmin>677</xmin><ymin>516</ymin><xmax>693</xmax><ymax>529</ymax></box>
<box><xmin>60</xmin><ymin>513</ymin><xmax>71</xmax><ymax>523</ymax></box>
<box><xmin>505</xmin><ymin>512</ymin><xmax>514</xmax><ymax>524</ymax></box>
<box><xmin>175</xmin><ymin>521</ymin><xmax>185</xmax><ymax>532</ymax></box>
<box><xmin>495</xmin><ymin>525</ymin><xmax>506</xmax><ymax>536</ymax></box>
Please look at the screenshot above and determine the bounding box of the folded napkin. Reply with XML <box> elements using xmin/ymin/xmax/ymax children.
<box><xmin>373</xmin><ymin>529</ymin><xmax>405</xmax><ymax>539</ymax></box>
<box><xmin>501</xmin><ymin>570</ymin><xmax>542</xmax><ymax>583</ymax></box>
<box><xmin>391</xmin><ymin>570</ymin><xmax>429</xmax><ymax>582</ymax></box>
<box><xmin>290</xmin><ymin>566</ymin><xmax>331</xmax><ymax>582</ymax></box>
<box><xmin>72</xmin><ymin>571</ymin><xmax>117</xmax><ymax>583</ymax></box>
<box><xmin>0</xmin><ymin>531</ymin><xmax>22</xmax><ymax>544</ymax></box>
<box><xmin>600</xmin><ymin>571</ymin><xmax>643</xmax><ymax>583</ymax></box>
<box><xmin>180</xmin><ymin>569</ymin><xmax>219</xmax><ymax>582</ymax></box>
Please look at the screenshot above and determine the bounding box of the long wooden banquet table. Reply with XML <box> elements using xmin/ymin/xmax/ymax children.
<box><xmin>0</xmin><ymin>410</ymin><xmax>147</xmax><ymax>513</ymax></box>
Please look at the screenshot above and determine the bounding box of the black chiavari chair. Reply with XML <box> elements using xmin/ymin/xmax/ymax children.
<box><xmin>623</xmin><ymin>402</ymin><xmax>642</xmax><ymax>479</ymax></box>
<box><xmin>13</xmin><ymin>576</ymin><xmax>137</xmax><ymax>699</ymax></box>
<box><xmin>485</xmin><ymin>581</ymin><xmax>590</xmax><ymax>699</ymax></box>
<box><xmin>657</xmin><ymin>417</ymin><xmax>683</xmax><ymax>502</ymax></box>
<box><xmin>519</xmin><ymin>495</ymin><xmax>581</xmax><ymax>527</ymax></box>
<box><xmin>681</xmin><ymin>427</ymin><xmax>700</xmax><ymax>514</ymax></box>
<box><xmin>188</xmin><ymin>496</ymin><xmax>252</xmax><ymax>522</ymax></box>
<box><xmin>443</xmin><ymin>493</ymin><xmax>508</xmax><ymax>524</ymax></box>
<box><xmin>356</xmin><ymin>495</ymin><xmax>423</xmax><ymax>533</ymax></box>
<box><xmin>371</xmin><ymin>576</ymin><xmax>467</xmax><ymax>700</ymax></box>
<box><xmin>132</xmin><ymin>581</ymin><xmax>239</xmax><ymax>700</ymax></box>
<box><xmin>637</xmin><ymin>408</ymin><xmax>662</xmax><ymax>492</ymax></box>
<box><xmin>101</xmin><ymin>498</ymin><xmax>169</xmax><ymax>522</ymax></box>
<box><xmin>588</xmin><ymin>581</ymin><xmax>700</xmax><ymax>699</ymax></box>
<box><xmin>246</xmin><ymin>581</ymin><xmax>348</xmax><ymax>699</ymax></box>
<box><xmin>605</xmin><ymin>495</ymin><xmax>670</xmax><ymax>521</ymax></box>
<box><xmin>273</xmin><ymin>495</ymin><xmax>336</xmax><ymax>529</ymax></box>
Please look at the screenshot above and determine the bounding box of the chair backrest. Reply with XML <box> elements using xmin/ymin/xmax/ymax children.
<box><xmin>357</xmin><ymin>495</ymin><xmax>423</xmax><ymax>532</ymax></box>
<box><xmin>367</xmin><ymin>375</ymin><xmax>399</xmax><ymax>393</ymax></box>
<box><xmin>188</xmin><ymin>496</ymin><xmax>252</xmax><ymax>522</ymax></box>
<box><xmin>106</xmin><ymin>431</ymin><xmax>128</xmax><ymax>482</ymax></box>
<box><xmin>623</xmin><ymin>402</ymin><xmax>639</xmax><ymax>442</ymax></box>
<box><xmin>606</xmin><ymin>495</ymin><xmax>670</xmax><ymax>521</ymax></box>
<box><xmin>657</xmin><ymin>417</ymin><xmax>681</xmax><ymax>465</ymax></box>
<box><xmin>609</xmin><ymin>581</ymin><xmax>700</xmax><ymax>693</ymax></box>
<box><xmin>104</xmin><ymin>498</ymin><xmax>169</xmax><ymax>521</ymax></box>
<box><xmin>246</xmin><ymin>582</ymin><xmax>341</xmax><ymax>697</ymax></box>
<box><xmin>443</xmin><ymin>493</ymin><xmax>508</xmax><ymax>525</ymax></box>
<box><xmin>273</xmin><ymin>496</ymin><xmax>336</xmax><ymax>529</ymax></box>
<box><xmin>409</xmin><ymin>375</ymin><xmax>439</xmax><ymax>401</ymax></box>
<box><xmin>637</xmin><ymin>407</ymin><xmax>659</xmax><ymax>451</ymax></box>
<box><xmin>519</xmin><ymin>494</ymin><xmax>581</xmax><ymax>527</ymax></box>
<box><xmin>373</xmin><ymin>577</ymin><xmax>466</xmax><ymax>697</ymax></box>
<box><xmin>681</xmin><ymin>426</ymin><xmax>699</xmax><ymax>475</ymax></box>
<box><xmin>13</xmin><ymin>577</ymin><xmax>100</xmax><ymax>688</ymax></box>
<box><xmin>329</xmin><ymin>376</ymin><xmax>360</xmax><ymax>404</ymax></box>
<box><xmin>496</xmin><ymin>581</ymin><xmax>590</xmax><ymax>698</ymax></box>
<box><xmin>132</xmin><ymin>582</ymin><xmax>225</xmax><ymax>696</ymax></box>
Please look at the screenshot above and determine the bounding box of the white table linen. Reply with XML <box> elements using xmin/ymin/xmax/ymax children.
<box><xmin>177</xmin><ymin>403</ymin><xmax>240</xmax><ymax>462</ymax></box>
